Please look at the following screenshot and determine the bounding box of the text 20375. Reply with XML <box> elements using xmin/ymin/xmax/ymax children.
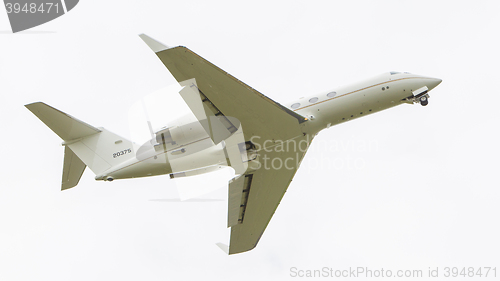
<box><xmin>113</xmin><ymin>149</ymin><xmax>132</xmax><ymax>158</ymax></box>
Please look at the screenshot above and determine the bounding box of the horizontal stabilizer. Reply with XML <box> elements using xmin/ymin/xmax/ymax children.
<box><xmin>25</xmin><ymin>102</ymin><xmax>100</xmax><ymax>141</ymax></box>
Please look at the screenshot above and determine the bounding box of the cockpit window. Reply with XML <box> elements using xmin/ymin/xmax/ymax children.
<box><xmin>390</xmin><ymin>71</ymin><xmax>401</xmax><ymax>75</ymax></box>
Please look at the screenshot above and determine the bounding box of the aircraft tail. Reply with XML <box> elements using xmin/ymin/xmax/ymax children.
<box><xmin>25</xmin><ymin>102</ymin><xmax>135</xmax><ymax>190</ymax></box>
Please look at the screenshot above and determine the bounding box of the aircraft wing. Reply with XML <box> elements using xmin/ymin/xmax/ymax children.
<box><xmin>139</xmin><ymin>34</ymin><xmax>311</xmax><ymax>254</ymax></box>
<box><xmin>227</xmin><ymin>134</ymin><xmax>311</xmax><ymax>254</ymax></box>
<box><xmin>139</xmin><ymin>34</ymin><xmax>307</xmax><ymax>144</ymax></box>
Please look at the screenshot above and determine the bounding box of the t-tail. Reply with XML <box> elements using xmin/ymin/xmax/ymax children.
<box><xmin>25</xmin><ymin>102</ymin><xmax>136</xmax><ymax>190</ymax></box>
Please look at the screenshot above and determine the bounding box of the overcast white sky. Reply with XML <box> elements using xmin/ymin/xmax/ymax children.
<box><xmin>1</xmin><ymin>1</ymin><xmax>499</xmax><ymax>280</ymax></box>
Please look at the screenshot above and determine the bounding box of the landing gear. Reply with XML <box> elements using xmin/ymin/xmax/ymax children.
<box><xmin>403</xmin><ymin>86</ymin><xmax>431</xmax><ymax>106</ymax></box>
<box><xmin>403</xmin><ymin>93</ymin><xmax>430</xmax><ymax>106</ymax></box>
<box><xmin>419</xmin><ymin>95</ymin><xmax>428</xmax><ymax>106</ymax></box>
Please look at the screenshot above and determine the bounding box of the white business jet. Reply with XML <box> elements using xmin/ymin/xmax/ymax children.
<box><xmin>25</xmin><ymin>34</ymin><xmax>442</xmax><ymax>255</ymax></box>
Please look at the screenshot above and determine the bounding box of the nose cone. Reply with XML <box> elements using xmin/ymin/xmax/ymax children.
<box><xmin>428</xmin><ymin>78</ymin><xmax>442</xmax><ymax>91</ymax></box>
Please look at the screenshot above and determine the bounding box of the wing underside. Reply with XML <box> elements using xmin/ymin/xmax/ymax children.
<box><xmin>227</xmin><ymin>135</ymin><xmax>311</xmax><ymax>254</ymax></box>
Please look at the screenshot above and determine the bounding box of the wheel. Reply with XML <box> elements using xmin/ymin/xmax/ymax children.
<box><xmin>420</xmin><ymin>96</ymin><xmax>428</xmax><ymax>106</ymax></box>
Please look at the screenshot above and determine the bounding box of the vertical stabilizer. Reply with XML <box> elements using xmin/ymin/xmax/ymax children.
<box><xmin>62</xmin><ymin>146</ymin><xmax>86</xmax><ymax>190</ymax></box>
<box><xmin>65</xmin><ymin>128</ymin><xmax>135</xmax><ymax>175</ymax></box>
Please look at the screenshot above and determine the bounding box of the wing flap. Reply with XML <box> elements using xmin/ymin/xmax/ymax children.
<box><xmin>228</xmin><ymin>174</ymin><xmax>254</xmax><ymax>227</ymax></box>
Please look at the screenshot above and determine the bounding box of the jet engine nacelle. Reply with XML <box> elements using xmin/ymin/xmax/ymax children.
<box><xmin>153</xmin><ymin>115</ymin><xmax>212</xmax><ymax>152</ymax></box>
<box><xmin>155</xmin><ymin>125</ymin><xmax>183</xmax><ymax>146</ymax></box>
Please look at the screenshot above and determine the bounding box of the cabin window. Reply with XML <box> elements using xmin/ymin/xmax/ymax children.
<box><xmin>291</xmin><ymin>103</ymin><xmax>300</xmax><ymax>109</ymax></box>
<box><xmin>309</xmin><ymin>97</ymin><xmax>318</xmax><ymax>103</ymax></box>
<box><xmin>327</xmin><ymin>92</ymin><xmax>337</xmax><ymax>98</ymax></box>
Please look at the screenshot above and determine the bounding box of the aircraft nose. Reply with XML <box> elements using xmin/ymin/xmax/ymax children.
<box><xmin>428</xmin><ymin>78</ymin><xmax>442</xmax><ymax>91</ymax></box>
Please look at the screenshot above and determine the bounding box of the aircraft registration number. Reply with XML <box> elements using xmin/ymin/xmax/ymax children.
<box><xmin>113</xmin><ymin>149</ymin><xmax>132</xmax><ymax>158</ymax></box>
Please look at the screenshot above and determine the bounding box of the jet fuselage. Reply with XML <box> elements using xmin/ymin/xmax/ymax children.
<box><xmin>96</xmin><ymin>72</ymin><xmax>441</xmax><ymax>181</ymax></box>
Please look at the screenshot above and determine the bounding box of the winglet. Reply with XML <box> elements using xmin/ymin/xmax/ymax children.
<box><xmin>139</xmin><ymin>34</ymin><xmax>170</xmax><ymax>53</ymax></box>
<box><xmin>216</xmin><ymin>243</ymin><xmax>229</xmax><ymax>255</ymax></box>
